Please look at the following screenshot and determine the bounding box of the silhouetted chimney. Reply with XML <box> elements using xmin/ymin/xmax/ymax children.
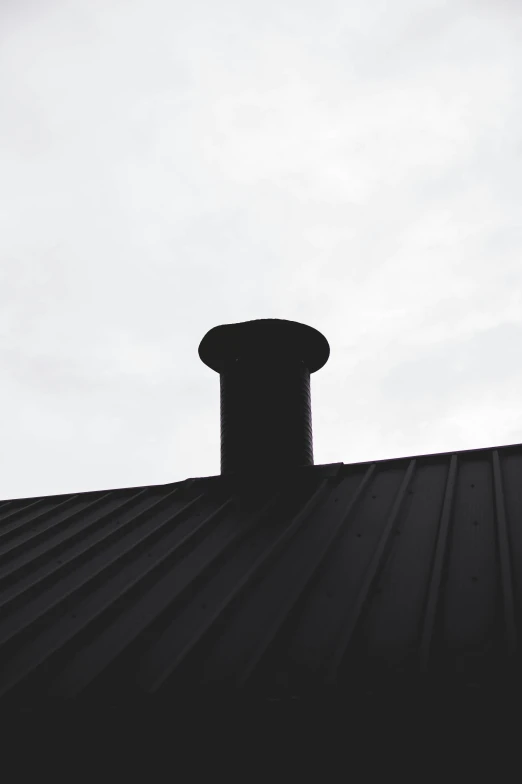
<box><xmin>198</xmin><ymin>319</ymin><xmax>330</xmax><ymax>476</ymax></box>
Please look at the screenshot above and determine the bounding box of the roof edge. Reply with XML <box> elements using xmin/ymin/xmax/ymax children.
<box><xmin>2</xmin><ymin>441</ymin><xmax>521</xmax><ymax>503</ymax></box>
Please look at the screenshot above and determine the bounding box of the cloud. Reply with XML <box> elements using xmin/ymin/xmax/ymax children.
<box><xmin>0</xmin><ymin>0</ymin><xmax>520</xmax><ymax>498</ymax></box>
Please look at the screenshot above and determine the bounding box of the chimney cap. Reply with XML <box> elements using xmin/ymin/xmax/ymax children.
<box><xmin>199</xmin><ymin>318</ymin><xmax>330</xmax><ymax>374</ymax></box>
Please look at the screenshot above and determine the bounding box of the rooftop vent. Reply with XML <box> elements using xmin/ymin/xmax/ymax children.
<box><xmin>199</xmin><ymin>319</ymin><xmax>330</xmax><ymax>476</ymax></box>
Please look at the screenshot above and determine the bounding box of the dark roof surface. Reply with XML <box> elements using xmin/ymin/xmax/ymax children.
<box><xmin>1</xmin><ymin>441</ymin><xmax>522</xmax><ymax>715</ymax></box>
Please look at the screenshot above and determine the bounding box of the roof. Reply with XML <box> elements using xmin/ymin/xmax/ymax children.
<box><xmin>1</xmin><ymin>441</ymin><xmax>521</xmax><ymax>719</ymax></box>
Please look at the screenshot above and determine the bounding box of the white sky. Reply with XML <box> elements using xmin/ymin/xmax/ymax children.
<box><xmin>1</xmin><ymin>0</ymin><xmax>521</xmax><ymax>499</ymax></box>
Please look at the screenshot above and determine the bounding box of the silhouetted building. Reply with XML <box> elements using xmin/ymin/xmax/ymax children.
<box><xmin>0</xmin><ymin>319</ymin><xmax>520</xmax><ymax>767</ymax></box>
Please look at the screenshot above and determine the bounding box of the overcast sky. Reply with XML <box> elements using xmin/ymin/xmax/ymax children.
<box><xmin>1</xmin><ymin>0</ymin><xmax>521</xmax><ymax>500</ymax></box>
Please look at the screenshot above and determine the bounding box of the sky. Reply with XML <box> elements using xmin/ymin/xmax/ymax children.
<box><xmin>0</xmin><ymin>0</ymin><xmax>521</xmax><ymax>499</ymax></box>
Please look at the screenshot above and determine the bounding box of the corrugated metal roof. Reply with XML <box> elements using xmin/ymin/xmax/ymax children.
<box><xmin>1</xmin><ymin>442</ymin><xmax>522</xmax><ymax>715</ymax></box>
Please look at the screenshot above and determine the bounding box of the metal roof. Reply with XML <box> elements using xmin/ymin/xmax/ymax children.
<box><xmin>1</xmin><ymin>441</ymin><xmax>522</xmax><ymax>716</ymax></box>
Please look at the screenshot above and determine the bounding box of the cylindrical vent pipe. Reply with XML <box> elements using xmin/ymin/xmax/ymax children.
<box><xmin>198</xmin><ymin>319</ymin><xmax>330</xmax><ymax>476</ymax></box>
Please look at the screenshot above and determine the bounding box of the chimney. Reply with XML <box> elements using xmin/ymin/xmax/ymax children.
<box><xmin>198</xmin><ymin>319</ymin><xmax>330</xmax><ymax>476</ymax></box>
